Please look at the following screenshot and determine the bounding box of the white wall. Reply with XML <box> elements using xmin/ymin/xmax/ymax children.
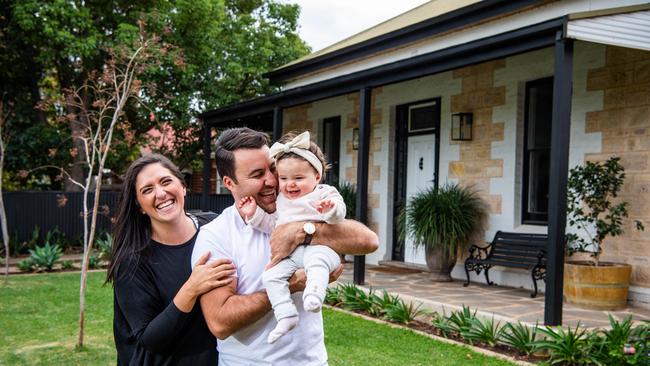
<box><xmin>369</xmin><ymin>72</ymin><xmax>462</xmax><ymax>265</ymax></box>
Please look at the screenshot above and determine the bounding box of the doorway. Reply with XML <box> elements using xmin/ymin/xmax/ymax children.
<box><xmin>392</xmin><ymin>98</ymin><xmax>441</xmax><ymax>262</ymax></box>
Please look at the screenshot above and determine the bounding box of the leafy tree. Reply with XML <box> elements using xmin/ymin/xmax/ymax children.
<box><xmin>1</xmin><ymin>0</ymin><xmax>309</xmax><ymax>188</ymax></box>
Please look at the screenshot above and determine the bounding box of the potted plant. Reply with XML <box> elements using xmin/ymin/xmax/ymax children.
<box><xmin>399</xmin><ymin>183</ymin><xmax>488</xmax><ymax>281</ymax></box>
<box><xmin>564</xmin><ymin>156</ymin><xmax>645</xmax><ymax>310</ymax></box>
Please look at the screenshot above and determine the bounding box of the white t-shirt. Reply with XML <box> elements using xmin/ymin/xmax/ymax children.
<box><xmin>191</xmin><ymin>205</ymin><xmax>328</xmax><ymax>366</ymax></box>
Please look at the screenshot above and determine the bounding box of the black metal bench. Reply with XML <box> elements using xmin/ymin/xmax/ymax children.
<box><xmin>463</xmin><ymin>231</ymin><xmax>547</xmax><ymax>298</ymax></box>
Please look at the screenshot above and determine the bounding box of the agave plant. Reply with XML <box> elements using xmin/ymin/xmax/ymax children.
<box><xmin>338</xmin><ymin>283</ymin><xmax>376</xmax><ymax>313</ymax></box>
<box><xmin>499</xmin><ymin>322</ymin><xmax>539</xmax><ymax>356</ymax></box>
<box><xmin>447</xmin><ymin>305</ymin><xmax>477</xmax><ymax>336</ymax></box>
<box><xmin>535</xmin><ymin>323</ymin><xmax>597</xmax><ymax>365</ymax></box>
<box><xmin>463</xmin><ymin>316</ymin><xmax>502</xmax><ymax>347</ymax></box>
<box><xmin>431</xmin><ymin>311</ymin><xmax>455</xmax><ymax>337</ymax></box>
<box><xmin>383</xmin><ymin>299</ymin><xmax>425</xmax><ymax>324</ymax></box>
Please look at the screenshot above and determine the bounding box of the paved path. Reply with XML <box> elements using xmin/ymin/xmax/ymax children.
<box><xmin>338</xmin><ymin>264</ymin><xmax>650</xmax><ymax>329</ymax></box>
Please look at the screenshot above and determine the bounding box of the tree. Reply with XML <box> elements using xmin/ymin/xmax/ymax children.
<box><xmin>0</xmin><ymin>98</ymin><xmax>12</xmax><ymax>283</ymax></box>
<box><xmin>3</xmin><ymin>0</ymin><xmax>309</xmax><ymax>187</ymax></box>
<box><xmin>41</xmin><ymin>24</ymin><xmax>164</xmax><ymax>347</ymax></box>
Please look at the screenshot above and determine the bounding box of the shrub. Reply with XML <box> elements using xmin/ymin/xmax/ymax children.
<box><xmin>335</xmin><ymin>182</ymin><xmax>356</xmax><ymax>219</ymax></box>
<box><xmin>27</xmin><ymin>242</ymin><xmax>62</xmax><ymax>272</ymax></box>
<box><xmin>431</xmin><ymin>311</ymin><xmax>455</xmax><ymax>337</ymax></box>
<box><xmin>535</xmin><ymin>323</ymin><xmax>596</xmax><ymax>365</ymax></box>
<box><xmin>463</xmin><ymin>316</ymin><xmax>501</xmax><ymax>347</ymax></box>
<box><xmin>448</xmin><ymin>305</ymin><xmax>477</xmax><ymax>336</ymax></box>
<box><xmin>61</xmin><ymin>260</ymin><xmax>74</xmax><ymax>270</ymax></box>
<box><xmin>12</xmin><ymin>226</ymin><xmax>40</xmax><ymax>255</ymax></box>
<box><xmin>94</xmin><ymin>232</ymin><xmax>113</xmax><ymax>261</ymax></box>
<box><xmin>383</xmin><ymin>299</ymin><xmax>425</xmax><ymax>325</ymax></box>
<box><xmin>499</xmin><ymin>322</ymin><xmax>539</xmax><ymax>356</ymax></box>
<box><xmin>339</xmin><ymin>283</ymin><xmax>376</xmax><ymax>313</ymax></box>
<box><xmin>44</xmin><ymin>227</ymin><xmax>68</xmax><ymax>251</ymax></box>
<box><xmin>370</xmin><ymin>290</ymin><xmax>400</xmax><ymax>317</ymax></box>
<box><xmin>88</xmin><ymin>251</ymin><xmax>100</xmax><ymax>269</ymax></box>
<box><xmin>18</xmin><ymin>258</ymin><xmax>36</xmax><ymax>272</ymax></box>
<box><xmin>325</xmin><ymin>286</ymin><xmax>342</xmax><ymax>306</ymax></box>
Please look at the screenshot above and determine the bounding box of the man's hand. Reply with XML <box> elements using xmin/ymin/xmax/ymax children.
<box><xmin>269</xmin><ymin>222</ymin><xmax>304</xmax><ymax>267</ymax></box>
<box><xmin>287</xmin><ymin>265</ymin><xmax>344</xmax><ymax>293</ymax></box>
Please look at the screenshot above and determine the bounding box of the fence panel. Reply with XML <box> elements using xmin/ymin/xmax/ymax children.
<box><xmin>2</xmin><ymin>191</ymin><xmax>234</xmax><ymax>243</ymax></box>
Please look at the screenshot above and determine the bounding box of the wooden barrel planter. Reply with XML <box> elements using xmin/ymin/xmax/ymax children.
<box><xmin>564</xmin><ymin>261</ymin><xmax>631</xmax><ymax>310</ymax></box>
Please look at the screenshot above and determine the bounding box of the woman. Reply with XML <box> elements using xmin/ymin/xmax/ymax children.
<box><xmin>106</xmin><ymin>154</ymin><xmax>234</xmax><ymax>365</ymax></box>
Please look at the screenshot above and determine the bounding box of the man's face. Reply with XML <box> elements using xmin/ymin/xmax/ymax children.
<box><xmin>227</xmin><ymin>146</ymin><xmax>278</xmax><ymax>214</ymax></box>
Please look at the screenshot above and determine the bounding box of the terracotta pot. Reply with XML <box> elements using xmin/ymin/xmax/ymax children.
<box><xmin>424</xmin><ymin>246</ymin><xmax>457</xmax><ymax>282</ymax></box>
<box><xmin>564</xmin><ymin>261</ymin><xmax>631</xmax><ymax>310</ymax></box>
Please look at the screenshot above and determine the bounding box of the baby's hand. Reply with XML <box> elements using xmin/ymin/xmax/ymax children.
<box><xmin>238</xmin><ymin>196</ymin><xmax>257</xmax><ymax>220</ymax></box>
<box><xmin>313</xmin><ymin>199</ymin><xmax>335</xmax><ymax>214</ymax></box>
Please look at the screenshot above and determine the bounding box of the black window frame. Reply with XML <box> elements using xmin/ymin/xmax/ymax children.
<box><xmin>522</xmin><ymin>77</ymin><xmax>553</xmax><ymax>225</ymax></box>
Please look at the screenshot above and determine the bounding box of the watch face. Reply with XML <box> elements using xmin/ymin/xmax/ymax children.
<box><xmin>304</xmin><ymin>222</ymin><xmax>316</xmax><ymax>235</ymax></box>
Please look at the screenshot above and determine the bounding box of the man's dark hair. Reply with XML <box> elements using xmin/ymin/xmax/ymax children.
<box><xmin>215</xmin><ymin>127</ymin><xmax>269</xmax><ymax>183</ymax></box>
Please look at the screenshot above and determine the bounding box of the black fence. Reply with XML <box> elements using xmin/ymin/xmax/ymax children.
<box><xmin>2</xmin><ymin>191</ymin><xmax>234</xmax><ymax>244</ymax></box>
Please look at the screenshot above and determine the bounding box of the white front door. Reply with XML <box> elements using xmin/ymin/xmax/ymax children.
<box><xmin>404</xmin><ymin>133</ymin><xmax>436</xmax><ymax>265</ymax></box>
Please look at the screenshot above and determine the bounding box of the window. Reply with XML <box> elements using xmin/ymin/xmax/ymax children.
<box><xmin>408</xmin><ymin>102</ymin><xmax>437</xmax><ymax>132</ymax></box>
<box><xmin>522</xmin><ymin>77</ymin><xmax>553</xmax><ymax>224</ymax></box>
<box><xmin>322</xmin><ymin>116</ymin><xmax>341</xmax><ymax>186</ymax></box>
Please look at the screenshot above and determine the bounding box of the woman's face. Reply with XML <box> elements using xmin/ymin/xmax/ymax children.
<box><xmin>135</xmin><ymin>163</ymin><xmax>186</xmax><ymax>226</ymax></box>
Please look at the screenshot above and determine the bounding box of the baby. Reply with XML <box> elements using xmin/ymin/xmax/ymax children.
<box><xmin>238</xmin><ymin>131</ymin><xmax>345</xmax><ymax>344</ymax></box>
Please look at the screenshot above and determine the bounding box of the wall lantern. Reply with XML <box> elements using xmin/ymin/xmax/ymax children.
<box><xmin>352</xmin><ymin>128</ymin><xmax>359</xmax><ymax>150</ymax></box>
<box><xmin>451</xmin><ymin>112</ymin><xmax>473</xmax><ymax>141</ymax></box>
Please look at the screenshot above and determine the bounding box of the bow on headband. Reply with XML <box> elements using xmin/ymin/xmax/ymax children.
<box><xmin>269</xmin><ymin>131</ymin><xmax>323</xmax><ymax>175</ymax></box>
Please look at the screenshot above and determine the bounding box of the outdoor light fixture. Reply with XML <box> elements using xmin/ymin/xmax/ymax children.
<box><xmin>352</xmin><ymin>128</ymin><xmax>359</xmax><ymax>150</ymax></box>
<box><xmin>451</xmin><ymin>112</ymin><xmax>473</xmax><ymax>141</ymax></box>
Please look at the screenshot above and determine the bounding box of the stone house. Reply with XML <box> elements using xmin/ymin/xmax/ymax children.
<box><xmin>199</xmin><ymin>0</ymin><xmax>650</xmax><ymax>309</ymax></box>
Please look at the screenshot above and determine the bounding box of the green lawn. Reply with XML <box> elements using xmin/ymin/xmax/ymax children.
<box><xmin>1</xmin><ymin>272</ymin><xmax>515</xmax><ymax>365</ymax></box>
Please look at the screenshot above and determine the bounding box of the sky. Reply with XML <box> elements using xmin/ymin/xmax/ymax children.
<box><xmin>288</xmin><ymin>0</ymin><xmax>430</xmax><ymax>52</ymax></box>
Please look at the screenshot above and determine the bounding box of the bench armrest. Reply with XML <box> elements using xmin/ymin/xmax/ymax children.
<box><xmin>468</xmin><ymin>243</ymin><xmax>491</xmax><ymax>260</ymax></box>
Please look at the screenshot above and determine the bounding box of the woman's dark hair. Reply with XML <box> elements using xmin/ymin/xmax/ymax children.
<box><xmin>106</xmin><ymin>154</ymin><xmax>185</xmax><ymax>284</ymax></box>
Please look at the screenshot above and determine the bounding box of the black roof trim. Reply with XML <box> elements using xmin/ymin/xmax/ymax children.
<box><xmin>201</xmin><ymin>17</ymin><xmax>564</xmax><ymax>126</ymax></box>
<box><xmin>265</xmin><ymin>0</ymin><xmax>544</xmax><ymax>84</ymax></box>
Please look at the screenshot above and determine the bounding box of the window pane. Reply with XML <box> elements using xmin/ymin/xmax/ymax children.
<box><xmin>527</xmin><ymin>150</ymin><xmax>550</xmax><ymax>214</ymax></box>
<box><xmin>527</xmin><ymin>80</ymin><xmax>553</xmax><ymax>149</ymax></box>
<box><xmin>409</xmin><ymin>104</ymin><xmax>436</xmax><ymax>132</ymax></box>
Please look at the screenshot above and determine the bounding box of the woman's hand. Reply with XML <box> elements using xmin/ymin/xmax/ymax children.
<box><xmin>174</xmin><ymin>252</ymin><xmax>236</xmax><ymax>312</ymax></box>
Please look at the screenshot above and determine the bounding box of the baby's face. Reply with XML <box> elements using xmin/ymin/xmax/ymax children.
<box><xmin>276</xmin><ymin>157</ymin><xmax>321</xmax><ymax>200</ymax></box>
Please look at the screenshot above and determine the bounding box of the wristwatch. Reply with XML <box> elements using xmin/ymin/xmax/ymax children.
<box><xmin>302</xmin><ymin>222</ymin><xmax>316</xmax><ymax>245</ymax></box>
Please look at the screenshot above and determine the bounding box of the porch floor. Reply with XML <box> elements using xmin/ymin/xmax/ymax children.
<box><xmin>338</xmin><ymin>264</ymin><xmax>650</xmax><ymax>329</ymax></box>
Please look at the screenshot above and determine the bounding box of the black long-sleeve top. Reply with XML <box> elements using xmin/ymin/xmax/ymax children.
<box><xmin>113</xmin><ymin>213</ymin><xmax>218</xmax><ymax>366</ymax></box>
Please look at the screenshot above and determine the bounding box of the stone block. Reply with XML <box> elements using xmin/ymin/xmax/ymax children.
<box><xmin>621</xmin><ymin>152</ymin><xmax>649</xmax><ymax>172</ymax></box>
<box><xmin>486</xmin><ymin>195</ymin><xmax>502</xmax><ymax>214</ymax></box>
<box><xmin>486</xmin><ymin>166</ymin><xmax>503</xmax><ymax>178</ymax></box>
<box><xmin>449</xmin><ymin>162</ymin><xmax>465</xmax><ymax>178</ymax></box>
<box><xmin>623</xmin><ymin>106</ymin><xmax>650</xmax><ymax>129</ymax></box>
<box><xmin>489</xmin><ymin>122</ymin><xmax>505</xmax><ymax>141</ymax></box>
<box><xmin>462</xmin><ymin>75</ymin><xmax>478</xmax><ymax>91</ymax></box>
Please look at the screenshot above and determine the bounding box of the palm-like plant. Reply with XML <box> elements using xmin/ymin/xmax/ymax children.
<box><xmin>399</xmin><ymin>183</ymin><xmax>487</xmax><ymax>258</ymax></box>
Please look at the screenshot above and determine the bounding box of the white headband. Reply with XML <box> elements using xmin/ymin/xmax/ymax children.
<box><xmin>269</xmin><ymin>131</ymin><xmax>323</xmax><ymax>176</ymax></box>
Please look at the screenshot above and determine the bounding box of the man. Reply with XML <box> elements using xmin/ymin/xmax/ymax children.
<box><xmin>191</xmin><ymin>127</ymin><xmax>378</xmax><ymax>365</ymax></box>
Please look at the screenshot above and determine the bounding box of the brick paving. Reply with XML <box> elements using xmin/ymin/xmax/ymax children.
<box><xmin>338</xmin><ymin>264</ymin><xmax>650</xmax><ymax>329</ymax></box>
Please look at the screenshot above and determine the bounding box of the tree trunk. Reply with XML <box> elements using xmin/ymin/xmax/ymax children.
<box><xmin>78</xmin><ymin>173</ymin><xmax>103</xmax><ymax>348</ymax></box>
<box><xmin>0</xmin><ymin>138</ymin><xmax>9</xmax><ymax>283</ymax></box>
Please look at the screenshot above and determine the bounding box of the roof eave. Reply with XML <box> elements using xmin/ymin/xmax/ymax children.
<box><xmin>264</xmin><ymin>0</ymin><xmax>545</xmax><ymax>85</ymax></box>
